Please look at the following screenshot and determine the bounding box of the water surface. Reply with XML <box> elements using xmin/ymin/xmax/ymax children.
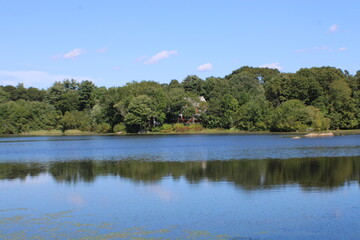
<box><xmin>0</xmin><ymin>134</ymin><xmax>360</xmax><ymax>239</ymax></box>
<box><xmin>0</xmin><ymin>134</ymin><xmax>359</xmax><ymax>162</ymax></box>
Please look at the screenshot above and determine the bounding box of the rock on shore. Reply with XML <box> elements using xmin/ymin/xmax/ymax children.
<box><xmin>304</xmin><ymin>132</ymin><xmax>334</xmax><ymax>138</ymax></box>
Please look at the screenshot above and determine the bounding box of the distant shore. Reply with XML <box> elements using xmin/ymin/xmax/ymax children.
<box><xmin>1</xmin><ymin>129</ymin><xmax>360</xmax><ymax>137</ymax></box>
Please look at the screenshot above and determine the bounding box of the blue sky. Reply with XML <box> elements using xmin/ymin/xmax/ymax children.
<box><xmin>0</xmin><ymin>0</ymin><xmax>359</xmax><ymax>89</ymax></box>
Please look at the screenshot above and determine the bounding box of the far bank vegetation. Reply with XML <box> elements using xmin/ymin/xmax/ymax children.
<box><xmin>0</xmin><ymin>66</ymin><xmax>359</xmax><ymax>134</ymax></box>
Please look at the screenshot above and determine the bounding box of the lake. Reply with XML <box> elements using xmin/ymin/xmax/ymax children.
<box><xmin>0</xmin><ymin>134</ymin><xmax>359</xmax><ymax>239</ymax></box>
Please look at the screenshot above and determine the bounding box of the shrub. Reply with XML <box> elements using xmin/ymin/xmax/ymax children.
<box><xmin>62</xmin><ymin>110</ymin><xmax>91</xmax><ymax>131</ymax></box>
<box><xmin>174</xmin><ymin>123</ymin><xmax>189</xmax><ymax>132</ymax></box>
<box><xmin>96</xmin><ymin>122</ymin><xmax>111</xmax><ymax>133</ymax></box>
<box><xmin>113</xmin><ymin>123</ymin><xmax>126</xmax><ymax>133</ymax></box>
<box><xmin>161</xmin><ymin>124</ymin><xmax>173</xmax><ymax>132</ymax></box>
<box><xmin>150</xmin><ymin>126</ymin><xmax>162</xmax><ymax>132</ymax></box>
<box><xmin>270</xmin><ymin>100</ymin><xmax>312</xmax><ymax>132</ymax></box>
<box><xmin>189</xmin><ymin>123</ymin><xmax>203</xmax><ymax>132</ymax></box>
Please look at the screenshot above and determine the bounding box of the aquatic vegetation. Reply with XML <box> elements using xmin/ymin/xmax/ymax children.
<box><xmin>0</xmin><ymin>209</ymin><xmax>232</xmax><ymax>240</ymax></box>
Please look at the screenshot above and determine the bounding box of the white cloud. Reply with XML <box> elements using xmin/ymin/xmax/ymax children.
<box><xmin>296</xmin><ymin>46</ymin><xmax>348</xmax><ymax>53</ymax></box>
<box><xmin>96</xmin><ymin>47</ymin><xmax>107</xmax><ymax>53</ymax></box>
<box><xmin>0</xmin><ymin>70</ymin><xmax>94</xmax><ymax>89</ymax></box>
<box><xmin>197</xmin><ymin>63</ymin><xmax>213</xmax><ymax>72</ymax></box>
<box><xmin>259</xmin><ymin>62</ymin><xmax>283</xmax><ymax>70</ymax></box>
<box><xmin>295</xmin><ymin>46</ymin><xmax>333</xmax><ymax>53</ymax></box>
<box><xmin>314</xmin><ymin>46</ymin><xmax>332</xmax><ymax>51</ymax></box>
<box><xmin>328</xmin><ymin>24</ymin><xmax>339</xmax><ymax>33</ymax></box>
<box><xmin>339</xmin><ymin>47</ymin><xmax>347</xmax><ymax>52</ymax></box>
<box><xmin>144</xmin><ymin>50</ymin><xmax>177</xmax><ymax>64</ymax></box>
<box><xmin>63</xmin><ymin>48</ymin><xmax>86</xmax><ymax>59</ymax></box>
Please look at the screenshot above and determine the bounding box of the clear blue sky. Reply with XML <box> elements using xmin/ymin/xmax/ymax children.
<box><xmin>0</xmin><ymin>0</ymin><xmax>359</xmax><ymax>89</ymax></box>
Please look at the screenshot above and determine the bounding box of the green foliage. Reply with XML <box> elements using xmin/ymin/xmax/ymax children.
<box><xmin>203</xmin><ymin>77</ymin><xmax>230</xmax><ymax>101</ymax></box>
<box><xmin>265</xmin><ymin>74</ymin><xmax>292</xmax><ymax>106</ymax></box>
<box><xmin>269</xmin><ymin>100</ymin><xmax>330</xmax><ymax>132</ymax></box>
<box><xmin>62</xmin><ymin>110</ymin><xmax>91</xmax><ymax>131</ymax></box>
<box><xmin>90</xmin><ymin>104</ymin><xmax>106</xmax><ymax>125</ymax></box>
<box><xmin>0</xmin><ymin>88</ymin><xmax>10</xmax><ymax>103</ymax></box>
<box><xmin>96</xmin><ymin>122</ymin><xmax>112</xmax><ymax>133</ymax></box>
<box><xmin>182</xmin><ymin>102</ymin><xmax>196</xmax><ymax>119</ymax></box>
<box><xmin>182</xmin><ymin>75</ymin><xmax>204</xmax><ymax>95</ymax></box>
<box><xmin>107</xmin><ymin>81</ymin><xmax>168</xmax><ymax>129</ymax></box>
<box><xmin>2</xmin><ymin>65</ymin><xmax>360</xmax><ymax>134</ymax></box>
<box><xmin>166</xmin><ymin>87</ymin><xmax>187</xmax><ymax>122</ymax></box>
<box><xmin>78</xmin><ymin>80</ymin><xmax>96</xmax><ymax>110</ymax></box>
<box><xmin>46</xmin><ymin>80</ymin><xmax>80</xmax><ymax>114</ymax></box>
<box><xmin>1</xmin><ymin>84</ymin><xmax>46</xmax><ymax>102</ymax></box>
<box><xmin>189</xmin><ymin>123</ymin><xmax>203</xmax><ymax>132</ymax></box>
<box><xmin>201</xmin><ymin>115</ymin><xmax>223</xmax><ymax>129</ymax></box>
<box><xmin>113</xmin><ymin>123</ymin><xmax>126</xmax><ymax>133</ymax></box>
<box><xmin>0</xmin><ymin>100</ymin><xmax>61</xmax><ymax>134</ymax></box>
<box><xmin>169</xmin><ymin>79</ymin><xmax>181</xmax><ymax>88</ymax></box>
<box><xmin>173</xmin><ymin>123</ymin><xmax>189</xmax><ymax>132</ymax></box>
<box><xmin>329</xmin><ymin>79</ymin><xmax>352</xmax><ymax>109</ymax></box>
<box><xmin>299</xmin><ymin>67</ymin><xmax>346</xmax><ymax>91</ymax></box>
<box><xmin>221</xmin><ymin>94</ymin><xmax>239</xmax><ymax>128</ymax></box>
<box><xmin>269</xmin><ymin>100</ymin><xmax>310</xmax><ymax>132</ymax></box>
<box><xmin>306</xmin><ymin>106</ymin><xmax>330</xmax><ymax>131</ymax></box>
<box><xmin>1</xmin><ymin>85</ymin><xmax>17</xmax><ymax>101</ymax></box>
<box><xmin>26</xmin><ymin>87</ymin><xmax>46</xmax><ymax>101</ymax></box>
<box><xmin>228</xmin><ymin>72</ymin><xmax>264</xmax><ymax>105</ymax></box>
<box><xmin>97</xmin><ymin>87</ymin><xmax>123</xmax><ymax>126</ymax></box>
<box><xmin>226</xmin><ymin>66</ymin><xmax>280</xmax><ymax>84</ymax></box>
<box><xmin>234</xmin><ymin>98</ymin><xmax>272</xmax><ymax>131</ymax></box>
<box><xmin>202</xmin><ymin>94</ymin><xmax>238</xmax><ymax>129</ymax></box>
<box><xmin>125</xmin><ymin>95</ymin><xmax>157</xmax><ymax>131</ymax></box>
<box><xmin>161</xmin><ymin>123</ymin><xmax>173</xmax><ymax>132</ymax></box>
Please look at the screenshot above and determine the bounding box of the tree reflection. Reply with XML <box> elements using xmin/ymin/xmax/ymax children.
<box><xmin>0</xmin><ymin>156</ymin><xmax>359</xmax><ymax>191</ymax></box>
<box><xmin>0</xmin><ymin>162</ymin><xmax>45</xmax><ymax>180</ymax></box>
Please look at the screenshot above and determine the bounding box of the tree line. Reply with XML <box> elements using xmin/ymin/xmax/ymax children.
<box><xmin>0</xmin><ymin>66</ymin><xmax>359</xmax><ymax>134</ymax></box>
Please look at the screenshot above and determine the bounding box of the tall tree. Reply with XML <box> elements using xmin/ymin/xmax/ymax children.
<box><xmin>78</xmin><ymin>80</ymin><xmax>96</xmax><ymax>110</ymax></box>
<box><xmin>125</xmin><ymin>95</ymin><xmax>157</xmax><ymax>132</ymax></box>
<box><xmin>46</xmin><ymin>80</ymin><xmax>80</xmax><ymax>114</ymax></box>
<box><xmin>182</xmin><ymin>75</ymin><xmax>204</xmax><ymax>95</ymax></box>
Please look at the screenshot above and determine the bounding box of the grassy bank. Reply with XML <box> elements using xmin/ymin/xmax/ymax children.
<box><xmin>18</xmin><ymin>129</ymin><xmax>97</xmax><ymax>136</ymax></box>
<box><xmin>10</xmin><ymin>128</ymin><xmax>360</xmax><ymax>137</ymax></box>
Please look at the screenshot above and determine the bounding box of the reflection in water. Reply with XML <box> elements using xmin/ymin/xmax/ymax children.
<box><xmin>1</xmin><ymin>156</ymin><xmax>359</xmax><ymax>190</ymax></box>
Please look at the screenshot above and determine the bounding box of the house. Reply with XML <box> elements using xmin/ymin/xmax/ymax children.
<box><xmin>178</xmin><ymin>96</ymin><xmax>207</xmax><ymax>124</ymax></box>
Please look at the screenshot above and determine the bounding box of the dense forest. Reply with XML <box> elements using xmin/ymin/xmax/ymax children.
<box><xmin>0</xmin><ymin>66</ymin><xmax>359</xmax><ymax>134</ymax></box>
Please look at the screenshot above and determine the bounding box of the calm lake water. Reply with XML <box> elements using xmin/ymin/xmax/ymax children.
<box><xmin>0</xmin><ymin>134</ymin><xmax>360</xmax><ymax>239</ymax></box>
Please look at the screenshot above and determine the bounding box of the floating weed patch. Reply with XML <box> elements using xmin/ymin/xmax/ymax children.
<box><xmin>44</xmin><ymin>210</ymin><xmax>74</xmax><ymax>219</ymax></box>
<box><xmin>2</xmin><ymin>215</ymin><xmax>26</xmax><ymax>223</ymax></box>
<box><xmin>182</xmin><ymin>230</ymin><xmax>230</xmax><ymax>240</ymax></box>
<box><xmin>97</xmin><ymin>222</ymin><xmax>116</xmax><ymax>230</ymax></box>
<box><xmin>30</xmin><ymin>236</ymin><xmax>46</xmax><ymax>240</ymax></box>
<box><xmin>0</xmin><ymin>210</ymin><xmax>233</xmax><ymax>240</ymax></box>
<box><xmin>75</xmin><ymin>223</ymin><xmax>95</xmax><ymax>227</ymax></box>
<box><xmin>0</xmin><ymin>208</ymin><xmax>28</xmax><ymax>213</ymax></box>
<box><xmin>186</xmin><ymin>230</ymin><xmax>211</xmax><ymax>237</ymax></box>
<box><xmin>215</xmin><ymin>235</ymin><xmax>230</xmax><ymax>239</ymax></box>
<box><xmin>38</xmin><ymin>226</ymin><xmax>60</xmax><ymax>232</ymax></box>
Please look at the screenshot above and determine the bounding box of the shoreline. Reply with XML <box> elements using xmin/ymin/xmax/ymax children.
<box><xmin>1</xmin><ymin>129</ymin><xmax>360</xmax><ymax>137</ymax></box>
